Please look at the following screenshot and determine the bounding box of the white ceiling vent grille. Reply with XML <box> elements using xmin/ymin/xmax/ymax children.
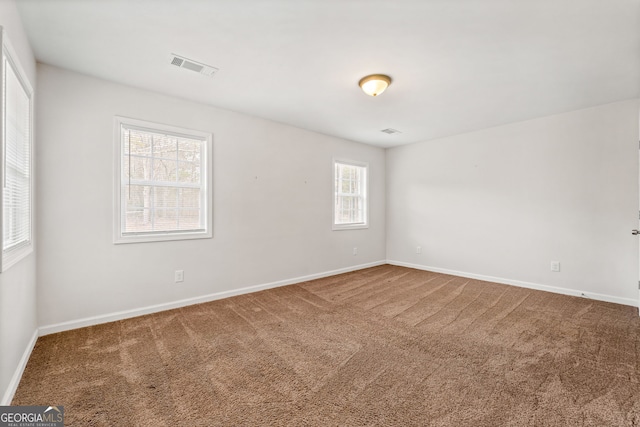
<box><xmin>381</xmin><ymin>128</ymin><xmax>402</xmax><ymax>135</ymax></box>
<box><xmin>169</xmin><ymin>54</ymin><xmax>219</xmax><ymax>77</ymax></box>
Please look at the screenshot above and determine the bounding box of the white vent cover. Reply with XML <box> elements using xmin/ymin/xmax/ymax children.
<box><xmin>169</xmin><ymin>54</ymin><xmax>219</xmax><ymax>77</ymax></box>
<box><xmin>381</xmin><ymin>128</ymin><xmax>402</xmax><ymax>135</ymax></box>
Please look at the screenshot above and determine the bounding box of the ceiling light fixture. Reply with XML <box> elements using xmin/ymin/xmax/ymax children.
<box><xmin>358</xmin><ymin>74</ymin><xmax>392</xmax><ymax>97</ymax></box>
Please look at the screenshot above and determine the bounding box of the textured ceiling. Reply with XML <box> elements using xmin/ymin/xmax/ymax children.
<box><xmin>16</xmin><ymin>0</ymin><xmax>640</xmax><ymax>147</ymax></box>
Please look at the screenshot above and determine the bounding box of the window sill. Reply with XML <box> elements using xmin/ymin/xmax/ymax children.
<box><xmin>332</xmin><ymin>223</ymin><xmax>369</xmax><ymax>231</ymax></box>
<box><xmin>113</xmin><ymin>230</ymin><xmax>212</xmax><ymax>244</ymax></box>
<box><xmin>2</xmin><ymin>242</ymin><xmax>33</xmax><ymax>272</ymax></box>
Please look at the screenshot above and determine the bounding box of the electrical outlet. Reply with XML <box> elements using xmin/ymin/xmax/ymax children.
<box><xmin>175</xmin><ymin>270</ymin><xmax>184</xmax><ymax>282</ymax></box>
<box><xmin>550</xmin><ymin>261</ymin><xmax>560</xmax><ymax>272</ymax></box>
<box><xmin>416</xmin><ymin>246</ymin><xmax>422</xmax><ymax>254</ymax></box>
<box><xmin>353</xmin><ymin>247</ymin><xmax>358</xmax><ymax>256</ymax></box>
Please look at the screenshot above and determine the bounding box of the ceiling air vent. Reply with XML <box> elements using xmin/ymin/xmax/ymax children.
<box><xmin>381</xmin><ymin>128</ymin><xmax>402</xmax><ymax>135</ymax></box>
<box><xmin>169</xmin><ymin>54</ymin><xmax>219</xmax><ymax>77</ymax></box>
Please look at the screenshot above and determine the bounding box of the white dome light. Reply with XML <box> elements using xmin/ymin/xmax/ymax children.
<box><xmin>358</xmin><ymin>74</ymin><xmax>392</xmax><ymax>96</ymax></box>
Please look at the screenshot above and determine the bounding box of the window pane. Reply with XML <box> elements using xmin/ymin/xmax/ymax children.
<box><xmin>341</xmin><ymin>179</ymin><xmax>350</xmax><ymax>194</ymax></box>
<box><xmin>334</xmin><ymin>161</ymin><xmax>367</xmax><ymax>227</ymax></box>
<box><xmin>178</xmin><ymin>139</ymin><xmax>201</xmax><ymax>162</ymax></box>
<box><xmin>178</xmin><ymin>209</ymin><xmax>201</xmax><ymax>230</ymax></box>
<box><xmin>154</xmin><ymin>186</ymin><xmax>178</xmax><ymax>209</ymax></box>
<box><xmin>152</xmin><ymin>208</ymin><xmax>178</xmax><ymax>231</ymax></box>
<box><xmin>177</xmin><ymin>161</ymin><xmax>200</xmax><ymax>184</ymax></box>
<box><xmin>125</xmin><ymin>185</ymin><xmax>150</xmax><ymax>210</ymax></box>
<box><xmin>124</xmin><ymin>186</ymin><xmax>199</xmax><ymax>233</ymax></box>
<box><xmin>153</xmin><ymin>134</ymin><xmax>178</xmax><ymax>159</ymax></box>
<box><xmin>125</xmin><ymin>209</ymin><xmax>153</xmax><ymax>233</ymax></box>
<box><xmin>126</xmin><ymin>130</ymin><xmax>152</xmax><ymax>156</ymax></box>
<box><xmin>118</xmin><ymin>119</ymin><xmax>210</xmax><ymax>241</ymax></box>
<box><xmin>153</xmin><ymin>158</ymin><xmax>177</xmax><ymax>182</ymax></box>
<box><xmin>3</xmin><ymin>55</ymin><xmax>31</xmax><ymax>253</ymax></box>
<box><xmin>181</xmin><ymin>188</ymin><xmax>201</xmax><ymax>209</ymax></box>
<box><xmin>123</xmin><ymin>156</ymin><xmax>151</xmax><ymax>180</ymax></box>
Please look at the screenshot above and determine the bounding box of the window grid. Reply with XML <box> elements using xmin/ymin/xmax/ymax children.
<box><xmin>121</xmin><ymin>127</ymin><xmax>205</xmax><ymax>235</ymax></box>
<box><xmin>334</xmin><ymin>160</ymin><xmax>368</xmax><ymax>229</ymax></box>
<box><xmin>1</xmin><ymin>37</ymin><xmax>33</xmax><ymax>271</ymax></box>
<box><xmin>114</xmin><ymin>117</ymin><xmax>212</xmax><ymax>244</ymax></box>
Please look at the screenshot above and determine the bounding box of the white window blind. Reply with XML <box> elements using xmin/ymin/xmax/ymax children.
<box><xmin>114</xmin><ymin>117</ymin><xmax>212</xmax><ymax>244</ymax></box>
<box><xmin>1</xmin><ymin>35</ymin><xmax>33</xmax><ymax>271</ymax></box>
<box><xmin>333</xmin><ymin>160</ymin><xmax>368</xmax><ymax>230</ymax></box>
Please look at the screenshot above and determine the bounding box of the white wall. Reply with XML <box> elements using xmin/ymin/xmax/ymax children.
<box><xmin>387</xmin><ymin>99</ymin><xmax>640</xmax><ymax>305</ymax></box>
<box><xmin>36</xmin><ymin>64</ymin><xmax>386</xmax><ymax>329</ymax></box>
<box><xmin>0</xmin><ymin>0</ymin><xmax>38</xmax><ymax>404</ymax></box>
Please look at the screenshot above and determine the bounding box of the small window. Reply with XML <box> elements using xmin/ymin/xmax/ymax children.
<box><xmin>113</xmin><ymin>117</ymin><xmax>212</xmax><ymax>244</ymax></box>
<box><xmin>333</xmin><ymin>159</ymin><xmax>368</xmax><ymax>230</ymax></box>
<box><xmin>1</xmin><ymin>33</ymin><xmax>33</xmax><ymax>271</ymax></box>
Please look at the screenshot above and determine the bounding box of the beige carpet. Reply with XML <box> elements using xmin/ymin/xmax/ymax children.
<box><xmin>13</xmin><ymin>265</ymin><xmax>640</xmax><ymax>426</ymax></box>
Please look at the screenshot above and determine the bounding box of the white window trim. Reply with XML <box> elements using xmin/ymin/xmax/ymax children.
<box><xmin>332</xmin><ymin>158</ymin><xmax>369</xmax><ymax>231</ymax></box>
<box><xmin>1</xmin><ymin>28</ymin><xmax>34</xmax><ymax>272</ymax></box>
<box><xmin>113</xmin><ymin>116</ymin><xmax>213</xmax><ymax>244</ymax></box>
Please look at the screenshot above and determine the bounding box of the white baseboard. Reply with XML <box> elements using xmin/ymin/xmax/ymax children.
<box><xmin>38</xmin><ymin>260</ymin><xmax>387</xmax><ymax>336</ymax></box>
<box><xmin>1</xmin><ymin>329</ymin><xmax>38</xmax><ymax>405</ymax></box>
<box><xmin>387</xmin><ymin>260</ymin><xmax>638</xmax><ymax>308</ymax></box>
<box><xmin>35</xmin><ymin>256</ymin><xmax>637</xmax><ymax>337</ymax></box>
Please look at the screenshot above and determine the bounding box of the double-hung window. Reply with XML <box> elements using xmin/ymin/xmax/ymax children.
<box><xmin>1</xmin><ymin>31</ymin><xmax>33</xmax><ymax>271</ymax></box>
<box><xmin>114</xmin><ymin>117</ymin><xmax>212</xmax><ymax>243</ymax></box>
<box><xmin>333</xmin><ymin>159</ymin><xmax>368</xmax><ymax>230</ymax></box>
